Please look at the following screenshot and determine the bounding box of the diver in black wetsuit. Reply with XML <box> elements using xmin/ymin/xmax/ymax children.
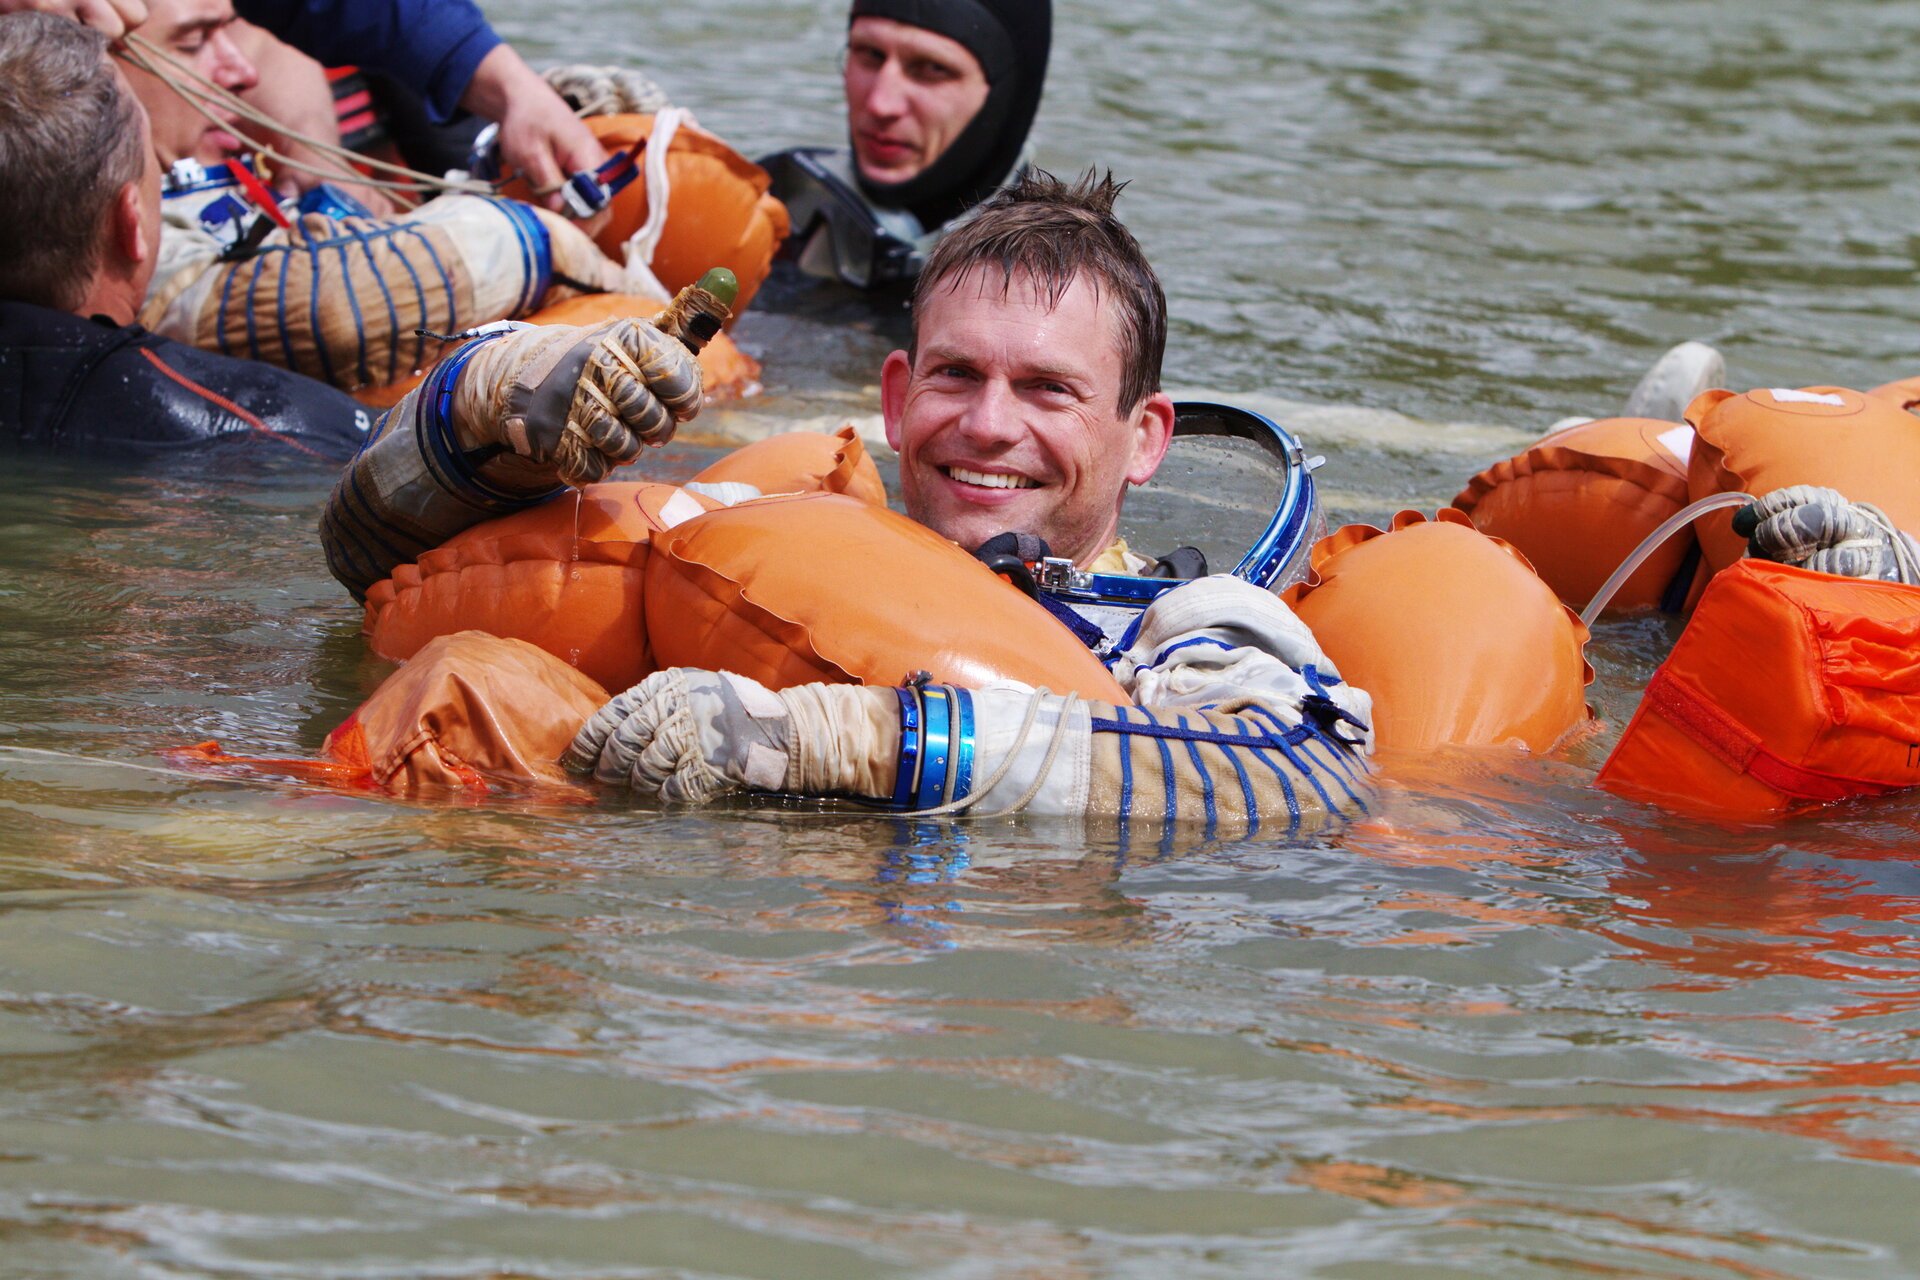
<box><xmin>760</xmin><ymin>0</ymin><xmax>1051</xmax><ymax>296</ymax></box>
<box><xmin>0</xmin><ymin>13</ymin><xmax>367</xmax><ymax>460</ymax></box>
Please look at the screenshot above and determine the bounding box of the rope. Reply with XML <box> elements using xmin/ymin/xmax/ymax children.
<box><xmin>1856</xmin><ymin>502</ymin><xmax>1920</xmax><ymax>584</ymax></box>
<box><xmin>117</xmin><ymin>33</ymin><xmax>491</xmax><ymax>197</ymax></box>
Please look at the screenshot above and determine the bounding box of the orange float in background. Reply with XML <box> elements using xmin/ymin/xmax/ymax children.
<box><xmin>1453</xmin><ymin>417</ymin><xmax>1697</xmax><ymax>615</ymax></box>
<box><xmin>499</xmin><ymin>113</ymin><xmax>789</xmax><ymax>319</ymax></box>
<box><xmin>1685</xmin><ymin>386</ymin><xmax>1920</xmax><ymax>576</ymax></box>
<box><xmin>1866</xmin><ymin>376</ymin><xmax>1920</xmax><ymax>412</ymax></box>
<box><xmin>1284</xmin><ymin>510</ymin><xmax>1590</xmax><ymax>753</ymax></box>
<box><xmin>350</xmin><ymin>292</ymin><xmax>761</xmax><ymax>411</ymax></box>
<box><xmin>1599</xmin><ymin>559</ymin><xmax>1920</xmax><ymax>819</ymax></box>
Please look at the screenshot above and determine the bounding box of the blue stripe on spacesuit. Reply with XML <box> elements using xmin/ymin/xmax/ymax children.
<box><xmin>1172</xmin><ymin>714</ymin><xmax>1219</xmax><ymax>834</ymax></box>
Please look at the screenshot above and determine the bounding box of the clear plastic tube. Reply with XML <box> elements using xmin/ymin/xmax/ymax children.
<box><xmin>1579</xmin><ymin>491</ymin><xmax>1756</xmax><ymax>628</ymax></box>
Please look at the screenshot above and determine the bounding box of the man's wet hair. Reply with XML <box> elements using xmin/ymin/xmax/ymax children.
<box><xmin>912</xmin><ymin>168</ymin><xmax>1167</xmax><ymax>413</ymax></box>
<box><xmin>0</xmin><ymin>13</ymin><xmax>148</xmax><ymax>311</ymax></box>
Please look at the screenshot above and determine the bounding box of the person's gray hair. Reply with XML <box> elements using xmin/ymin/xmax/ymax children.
<box><xmin>0</xmin><ymin>13</ymin><xmax>148</xmax><ymax>311</ymax></box>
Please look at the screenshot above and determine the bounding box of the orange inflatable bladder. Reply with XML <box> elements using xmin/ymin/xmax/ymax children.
<box><xmin>1453</xmin><ymin>417</ymin><xmax>1697</xmax><ymax>615</ymax></box>
<box><xmin>1283</xmin><ymin>510</ymin><xmax>1590</xmax><ymax>753</ymax></box>
<box><xmin>175</xmin><ymin>632</ymin><xmax>609</xmax><ymax>797</ymax></box>
<box><xmin>1685</xmin><ymin>386</ymin><xmax>1920</xmax><ymax>576</ymax></box>
<box><xmin>364</xmin><ymin>482</ymin><xmax>721</xmax><ymax>693</ymax></box>
<box><xmin>1866</xmin><ymin>376</ymin><xmax>1920</xmax><ymax>412</ymax></box>
<box><xmin>690</xmin><ymin>425</ymin><xmax>887</xmax><ymax>507</ymax></box>
<box><xmin>644</xmin><ymin>492</ymin><xmax>1131</xmax><ymax>701</ymax></box>
<box><xmin>499</xmin><ymin>113</ymin><xmax>789</xmax><ymax>319</ymax></box>
<box><xmin>1599</xmin><ymin>559</ymin><xmax>1920</xmax><ymax>819</ymax></box>
<box><xmin>358</xmin><ymin>429</ymin><xmax>1116</xmax><ymax>701</ymax></box>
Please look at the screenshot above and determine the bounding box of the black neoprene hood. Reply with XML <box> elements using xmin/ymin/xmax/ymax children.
<box><xmin>847</xmin><ymin>0</ymin><xmax>1052</xmax><ymax>229</ymax></box>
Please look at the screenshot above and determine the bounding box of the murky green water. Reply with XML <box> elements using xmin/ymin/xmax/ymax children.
<box><xmin>6</xmin><ymin>1</ymin><xmax>1920</xmax><ymax>1275</ymax></box>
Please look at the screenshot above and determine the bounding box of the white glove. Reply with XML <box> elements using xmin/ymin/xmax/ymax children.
<box><xmin>563</xmin><ymin>668</ymin><xmax>794</xmax><ymax>803</ymax></box>
<box><xmin>1737</xmin><ymin>485</ymin><xmax>1920</xmax><ymax>584</ymax></box>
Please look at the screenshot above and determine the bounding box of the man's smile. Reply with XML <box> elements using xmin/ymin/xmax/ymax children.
<box><xmin>943</xmin><ymin>465</ymin><xmax>1039</xmax><ymax>490</ymax></box>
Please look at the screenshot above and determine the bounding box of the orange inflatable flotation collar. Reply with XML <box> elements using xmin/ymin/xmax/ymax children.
<box><xmin>1599</xmin><ymin>559</ymin><xmax>1920</xmax><ymax>818</ymax></box>
<box><xmin>1686</xmin><ymin>386</ymin><xmax>1920</xmax><ymax>576</ymax></box>
<box><xmin>1453</xmin><ymin>417</ymin><xmax>1698</xmax><ymax>615</ymax></box>
<box><xmin>1284</xmin><ymin>510</ymin><xmax>1591</xmax><ymax>753</ymax></box>
<box><xmin>643</xmin><ymin>492</ymin><xmax>1128</xmax><ymax>701</ymax></box>
<box><xmin>362</xmin><ymin>427</ymin><xmax>1129</xmax><ymax>703</ymax></box>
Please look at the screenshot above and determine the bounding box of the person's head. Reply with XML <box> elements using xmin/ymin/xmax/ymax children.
<box><xmin>844</xmin><ymin>0</ymin><xmax>1050</xmax><ymax>231</ymax></box>
<box><xmin>119</xmin><ymin>0</ymin><xmax>258</xmax><ymax>166</ymax></box>
<box><xmin>0</xmin><ymin>13</ymin><xmax>161</xmax><ymax>318</ymax></box>
<box><xmin>882</xmin><ymin>169</ymin><xmax>1175</xmax><ymax>567</ymax></box>
<box><xmin>845</xmin><ymin>15</ymin><xmax>987</xmax><ymax>188</ymax></box>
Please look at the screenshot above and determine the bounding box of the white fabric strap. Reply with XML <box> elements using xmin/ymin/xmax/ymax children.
<box><xmin>619</xmin><ymin>107</ymin><xmax>688</xmax><ymax>298</ymax></box>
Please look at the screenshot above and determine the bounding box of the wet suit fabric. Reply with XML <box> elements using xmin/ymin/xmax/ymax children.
<box><xmin>0</xmin><ymin>301</ymin><xmax>370</xmax><ymax>459</ymax></box>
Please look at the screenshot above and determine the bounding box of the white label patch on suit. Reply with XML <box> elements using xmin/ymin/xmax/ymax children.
<box><xmin>1767</xmin><ymin>388</ymin><xmax>1846</xmax><ymax>406</ymax></box>
<box><xmin>656</xmin><ymin>491</ymin><xmax>710</xmax><ymax>529</ymax></box>
<box><xmin>1656</xmin><ymin>425</ymin><xmax>1694</xmax><ymax>463</ymax></box>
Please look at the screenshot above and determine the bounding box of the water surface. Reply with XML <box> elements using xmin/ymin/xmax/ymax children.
<box><xmin>5</xmin><ymin>1</ymin><xmax>1920</xmax><ymax>1275</ymax></box>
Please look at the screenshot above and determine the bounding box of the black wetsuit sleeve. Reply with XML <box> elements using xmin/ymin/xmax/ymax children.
<box><xmin>232</xmin><ymin>0</ymin><xmax>502</xmax><ymax>122</ymax></box>
<box><xmin>8</xmin><ymin>320</ymin><xmax>373</xmax><ymax>461</ymax></box>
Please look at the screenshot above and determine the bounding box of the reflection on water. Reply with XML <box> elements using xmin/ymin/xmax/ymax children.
<box><xmin>7</xmin><ymin>0</ymin><xmax>1920</xmax><ymax>1274</ymax></box>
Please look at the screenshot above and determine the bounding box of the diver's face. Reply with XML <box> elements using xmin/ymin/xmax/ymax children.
<box><xmin>845</xmin><ymin>16</ymin><xmax>989</xmax><ymax>187</ymax></box>
<box><xmin>883</xmin><ymin>267</ymin><xmax>1174</xmax><ymax>567</ymax></box>
<box><xmin>121</xmin><ymin>0</ymin><xmax>259</xmax><ymax>165</ymax></box>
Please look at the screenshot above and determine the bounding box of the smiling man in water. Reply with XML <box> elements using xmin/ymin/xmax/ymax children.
<box><xmin>319</xmin><ymin>169</ymin><xmax>1379</xmax><ymax>831</ymax></box>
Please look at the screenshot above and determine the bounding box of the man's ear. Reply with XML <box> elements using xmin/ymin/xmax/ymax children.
<box><xmin>107</xmin><ymin>182</ymin><xmax>151</xmax><ymax>269</ymax></box>
<box><xmin>880</xmin><ymin>349</ymin><xmax>912</xmax><ymax>452</ymax></box>
<box><xmin>1126</xmin><ymin>392</ymin><xmax>1177</xmax><ymax>486</ymax></box>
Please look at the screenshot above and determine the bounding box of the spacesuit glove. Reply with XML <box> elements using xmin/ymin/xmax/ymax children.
<box><xmin>565</xmin><ymin>674</ymin><xmax>903</xmax><ymax>804</ymax></box>
<box><xmin>1738</xmin><ymin>485</ymin><xmax>1920</xmax><ymax>584</ymax></box>
<box><xmin>564</xmin><ymin>668</ymin><xmax>791</xmax><ymax>803</ymax></box>
<box><xmin>541</xmin><ymin>64</ymin><xmax>672</xmax><ymax>116</ymax></box>
<box><xmin>450</xmin><ymin>316</ymin><xmax>703</xmax><ymax>490</ymax></box>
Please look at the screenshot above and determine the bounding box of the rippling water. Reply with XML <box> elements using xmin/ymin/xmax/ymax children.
<box><xmin>6</xmin><ymin>0</ymin><xmax>1920</xmax><ymax>1275</ymax></box>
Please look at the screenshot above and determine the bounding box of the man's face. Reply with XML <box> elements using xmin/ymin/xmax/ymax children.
<box><xmin>844</xmin><ymin>15</ymin><xmax>989</xmax><ymax>187</ymax></box>
<box><xmin>120</xmin><ymin>0</ymin><xmax>259</xmax><ymax>166</ymax></box>
<box><xmin>882</xmin><ymin>267</ymin><xmax>1175</xmax><ymax>566</ymax></box>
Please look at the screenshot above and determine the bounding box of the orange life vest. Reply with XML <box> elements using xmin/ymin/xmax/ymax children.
<box><xmin>1599</xmin><ymin>559</ymin><xmax>1920</xmax><ymax>818</ymax></box>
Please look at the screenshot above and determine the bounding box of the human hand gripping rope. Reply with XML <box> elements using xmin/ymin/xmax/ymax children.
<box><xmin>441</xmin><ymin>270</ymin><xmax>736</xmax><ymax>489</ymax></box>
